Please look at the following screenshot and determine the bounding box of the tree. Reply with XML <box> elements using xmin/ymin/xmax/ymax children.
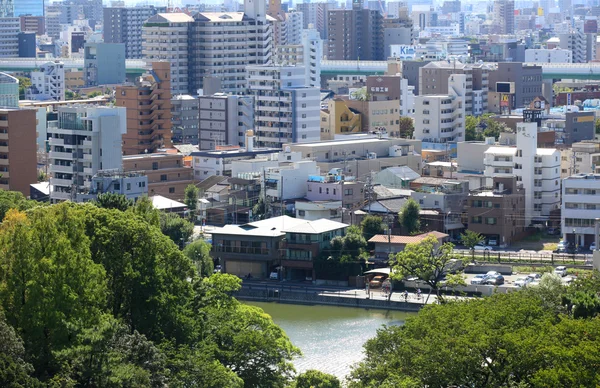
<box><xmin>0</xmin><ymin>206</ymin><xmax>107</xmax><ymax>376</ymax></box>
<box><xmin>0</xmin><ymin>312</ymin><xmax>41</xmax><ymax>387</ymax></box>
<box><xmin>390</xmin><ymin>235</ymin><xmax>461</xmax><ymax>303</ymax></box>
<box><xmin>398</xmin><ymin>117</ymin><xmax>414</xmax><ymax>138</ymax></box>
<box><xmin>17</xmin><ymin>77</ymin><xmax>31</xmax><ymax>100</ymax></box>
<box><xmin>183</xmin><ymin>239</ymin><xmax>214</xmax><ymax>277</ymax></box>
<box><xmin>398</xmin><ymin>198</ymin><xmax>420</xmax><ymax>235</ymax></box>
<box><xmin>159</xmin><ymin>212</ymin><xmax>194</xmax><ymax>247</ymax></box>
<box><xmin>86</xmin><ymin>91</ymin><xmax>102</xmax><ymax>98</ymax></box>
<box><xmin>130</xmin><ymin>196</ymin><xmax>160</xmax><ymax>227</ymax></box>
<box><xmin>595</xmin><ymin>118</ymin><xmax>600</xmax><ymax>134</ymax></box>
<box><xmin>184</xmin><ymin>184</ymin><xmax>199</xmax><ymax>221</ymax></box>
<box><xmin>348</xmin><ymin>290</ymin><xmax>600</xmax><ymax>388</ymax></box>
<box><xmin>95</xmin><ymin>192</ymin><xmax>133</xmax><ymax>211</ymax></box>
<box><xmin>360</xmin><ymin>215</ymin><xmax>385</xmax><ymax>242</ymax></box>
<box><xmin>460</xmin><ymin>230</ymin><xmax>484</xmax><ymax>261</ymax></box>
<box><xmin>252</xmin><ymin>197</ymin><xmax>266</xmax><ymax>220</ymax></box>
<box><xmin>465</xmin><ymin>115</ymin><xmax>482</xmax><ymax>141</ymax></box>
<box><xmin>291</xmin><ymin>370</ymin><xmax>341</xmax><ymax>388</ymax></box>
<box><xmin>563</xmin><ymin>271</ymin><xmax>600</xmax><ymax>318</ymax></box>
<box><xmin>0</xmin><ymin>189</ymin><xmax>43</xmax><ymax>221</ymax></box>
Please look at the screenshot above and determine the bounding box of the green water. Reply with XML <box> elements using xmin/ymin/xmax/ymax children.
<box><xmin>246</xmin><ymin>301</ymin><xmax>414</xmax><ymax>380</ymax></box>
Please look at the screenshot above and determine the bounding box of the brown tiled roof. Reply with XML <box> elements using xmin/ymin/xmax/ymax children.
<box><xmin>368</xmin><ymin>230</ymin><xmax>448</xmax><ymax>244</ymax></box>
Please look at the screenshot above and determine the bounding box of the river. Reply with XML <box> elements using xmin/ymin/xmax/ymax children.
<box><xmin>246</xmin><ymin>301</ymin><xmax>414</xmax><ymax>380</ymax></box>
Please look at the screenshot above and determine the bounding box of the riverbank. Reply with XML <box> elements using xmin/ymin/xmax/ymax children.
<box><xmin>236</xmin><ymin>284</ymin><xmax>427</xmax><ymax>312</ymax></box>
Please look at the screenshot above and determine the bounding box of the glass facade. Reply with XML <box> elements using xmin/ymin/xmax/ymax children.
<box><xmin>14</xmin><ymin>0</ymin><xmax>44</xmax><ymax>17</ymax></box>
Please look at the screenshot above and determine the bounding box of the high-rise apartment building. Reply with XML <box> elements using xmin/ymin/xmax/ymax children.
<box><xmin>26</xmin><ymin>61</ymin><xmax>65</xmax><ymax>101</ymax></box>
<box><xmin>275</xmin><ymin>26</ymin><xmax>322</xmax><ymax>88</ymax></box>
<box><xmin>187</xmin><ymin>0</ymin><xmax>273</xmax><ymax>95</ymax></box>
<box><xmin>117</xmin><ymin>62</ymin><xmax>172</xmax><ymax>155</ymax></box>
<box><xmin>413</xmin><ymin>74</ymin><xmax>466</xmax><ymax>143</ymax></box>
<box><xmin>142</xmin><ymin>0</ymin><xmax>274</xmax><ymax>95</ymax></box>
<box><xmin>248</xmin><ymin>65</ymin><xmax>320</xmax><ymax>148</ymax></box>
<box><xmin>383</xmin><ymin>17</ymin><xmax>415</xmax><ymax>58</ymax></box>
<box><xmin>326</xmin><ymin>0</ymin><xmax>384</xmax><ymax>61</ymax></box>
<box><xmin>0</xmin><ymin>72</ymin><xmax>18</xmax><ymax>107</ymax></box>
<box><xmin>557</xmin><ymin>31</ymin><xmax>596</xmax><ymax>63</ymax></box>
<box><xmin>0</xmin><ymin>0</ymin><xmax>13</xmax><ymax>17</ymax></box>
<box><xmin>198</xmin><ymin>93</ymin><xmax>254</xmax><ymax>150</ymax></box>
<box><xmin>171</xmin><ymin>94</ymin><xmax>199</xmax><ymax>144</ymax></box>
<box><xmin>84</xmin><ymin>42</ymin><xmax>126</xmax><ymax>86</ymax></box>
<box><xmin>419</xmin><ymin>61</ymin><xmax>491</xmax><ymax>116</ymax></box>
<box><xmin>0</xmin><ymin>17</ymin><xmax>19</xmax><ymax>57</ymax></box>
<box><xmin>103</xmin><ymin>6</ymin><xmax>157</xmax><ymax>59</ymax></box>
<box><xmin>286</xmin><ymin>11</ymin><xmax>303</xmax><ymax>45</ymax></box>
<box><xmin>492</xmin><ymin>0</ymin><xmax>514</xmax><ymax>35</ymax></box>
<box><xmin>20</xmin><ymin>15</ymin><xmax>45</xmax><ymax>35</ymax></box>
<box><xmin>48</xmin><ymin>105</ymin><xmax>127</xmax><ymax>202</ymax></box>
<box><xmin>142</xmin><ymin>13</ymin><xmax>193</xmax><ymax>95</ymax></box>
<box><xmin>487</xmin><ymin>62</ymin><xmax>543</xmax><ymax>111</ymax></box>
<box><xmin>562</xmin><ymin>173</ymin><xmax>600</xmax><ymax>248</ymax></box>
<box><xmin>0</xmin><ymin>108</ymin><xmax>37</xmax><ymax>196</ymax></box>
<box><xmin>297</xmin><ymin>1</ymin><xmax>333</xmax><ymax>39</ymax></box>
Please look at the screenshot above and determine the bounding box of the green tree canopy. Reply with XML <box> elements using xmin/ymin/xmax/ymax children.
<box><xmin>390</xmin><ymin>235</ymin><xmax>462</xmax><ymax>303</ymax></box>
<box><xmin>398</xmin><ymin>198</ymin><xmax>420</xmax><ymax>235</ymax></box>
<box><xmin>159</xmin><ymin>211</ymin><xmax>194</xmax><ymax>248</ymax></box>
<box><xmin>398</xmin><ymin>117</ymin><xmax>414</xmax><ymax>138</ymax></box>
<box><xmin>460</xmin><ymin>229</ymin><xmax>484</xmax><ymax>260</ymax></box>
<box><xmin>291</xmin><ymin>369</ymin><xmax>341</xmax><ymax>388</ymax></box>
<box><xmin>183</xmin><ymin>239</ymin><xmax>214</xmax><ymax>277</ymax></box>
<box><xmin>17</xmin><ymin>77</ymin><xmax>31</xmax><ymax>100</ymax></box>
<box><xmin>348</xmin><ymin>289</ymin><xmax>600</xmax><ymax>388</ymax></box>
<box><xmin>360</xmin><ymin>215</ymin><xmax>385</xmax><ymax>242</ymax></box>
<box><xmin>95</xmin><ymin>192</ymin><xmax>133</xmax><ymax>211</ymax></box>
<box><xmin>184</xmin><ymin>184</ymin><xmax>199</xmax><ymax>221</ymax></box>
<box><xmin>0</xmin><ymin>189</ymin><xmax>44</xmax><ymax>221</ymax></box>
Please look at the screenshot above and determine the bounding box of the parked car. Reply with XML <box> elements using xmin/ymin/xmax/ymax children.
<box><xmin>369</xmin><ymin>275</ymin><xmax>386</xmax><ymax>288</ymax></box>
<box><xmin>554</xmin><ymin>266</ymin><xmax>568</xmax><ymax>277</ymax></box>
<box><xmin>269</xmin><ymin>271</ymin><xmax>279</xmax><ymax>280</ymax></box>
<box><xmin>554</xmin><ymin>241</ymin><xmax>566</xmax><ymax>253</ymax></box>
<box><xmin>514</xmin><ymin>276</ymin><xmax>531</xmax><ymax>287</ymax></box>
<box><xmin>470</xmin><ymin>274</ymin><xmax>487</xmax><ymax>285</ymax></box>
<box><xmin>213</xmin><ymin>265</ymin><xmax>222</xmax><ymax>274</ymax></box>
<box><xmin>527</xmin><ymin>273</ymin><xmax>541</xmax><ymax>282</ymax></box>
<box><xmin>484</xmin><ymin>274</ymin><xmax>505</xmax><ymax>286</ymax></box>
<box><xmin>590</xmin><ymin>242</ymin><xmax>597</xmax><ymax>251</ymax></box>
<box><xmin>546</xmin><ymin>228</ymin><xmax>560</xmax><ymax>235</ymax></box>
<box><xmin>474</xmin><ymin>244</ymin><xmax>493</xmax><ymax>251</ymax></box>
<box><xmin>485</xmin><ymin>271</ymin><xmax>501</xmax><ymax>277</ymax></box>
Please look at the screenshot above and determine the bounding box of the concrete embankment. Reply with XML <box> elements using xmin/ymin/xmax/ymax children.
<box><xmin>235</xmin><ymin>287</ymin><xmax>423</xmax><ymax>312</ymax></box>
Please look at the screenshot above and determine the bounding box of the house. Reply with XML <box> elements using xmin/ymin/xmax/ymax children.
<box><xmin>368</xmin><ymin>231</ymin><xmax>449</xmax><ymax>263</ymax></box>
<box><xmin>282</xmin><ymin>218</ymin><xmax>348</xmax><ymax>280</ymax></box>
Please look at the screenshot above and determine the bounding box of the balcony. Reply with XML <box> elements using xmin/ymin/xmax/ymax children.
<box><xmin>212</xmin><ymin>246</ymin><xmax>271</xmax><ymax>255</ymax></box>
<box><xmin>49</xmin><ymin>151</ymin><xmax>75</xmax><ymax>160</ymax></box>
<box><xmin>52</xmin><ymin>164</ymin><xmax>74</xmax><ymax>174</ymax></box>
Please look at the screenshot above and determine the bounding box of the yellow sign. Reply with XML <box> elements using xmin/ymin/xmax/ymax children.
<box><xmin>574</xmin><ymin>115</ymin><xmax>594</xmax><ymax>123</ymax></box>
<box><xmin>538</xmin><ymin>7</ymin><xmax>543</xmax><ymax>16</ymax></box>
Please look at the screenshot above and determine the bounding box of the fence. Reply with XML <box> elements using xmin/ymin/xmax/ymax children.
<box><xmin>454</xmin><ymin>250</ymin><xmax>591</xmax><ymax>266</ymax></box>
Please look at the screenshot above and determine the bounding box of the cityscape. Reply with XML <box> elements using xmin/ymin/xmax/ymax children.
<box><xmin>1</xmin><ymin>0</ymin><xmax>600</xmax><ymax>386</ymax></box>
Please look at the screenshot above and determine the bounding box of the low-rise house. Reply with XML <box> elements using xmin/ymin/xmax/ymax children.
<box><xmin>374</xmin><ymin>166</ymin><xmax>420</xmax><ymax>189</ymax></box>
<box><xmin>211</xmin><ymin>216</ymin><xmax>347</xmax><ymax>280</ymax></box>
<box><xmin>368</xmin><ymin>231</ymin><xmax>449</xmax><ymax>263</ymax></box>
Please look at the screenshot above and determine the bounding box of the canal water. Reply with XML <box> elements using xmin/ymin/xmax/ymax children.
<box><xmin>246</xmin><ymin>301</ymin><xmax>414</xmax><ymax>380</ymax></box>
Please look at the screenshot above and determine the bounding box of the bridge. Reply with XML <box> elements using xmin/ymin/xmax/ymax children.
<box><xmin>3</xmin><ymin>58</ymin><xmax>600</xmax><ymax>80</ymax></box>
<box><xmin>0</xmin><ymin>58</ymin><xmax>146</xmax><ymax>75</ymax></box>
<box><xmin>321</xmin><ymin>60</ymin><xmax>600</xmax><ymax>80</ymax></box>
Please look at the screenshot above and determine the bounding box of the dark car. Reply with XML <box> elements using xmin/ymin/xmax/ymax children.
<box><xmin>484</xmin><ymin>274</ymin><xmax>505</xmax><ymax>286</ymax></box>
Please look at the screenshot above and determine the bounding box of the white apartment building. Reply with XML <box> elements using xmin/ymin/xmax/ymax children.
<box><xmin>142</xmin><ymin>13</ymin><xmax>193</xmax><ymax>95</ymax></box>
<box><xmin>248</xmin><ymin>65</ymin><xmax>320</xmax><ymax>148</ymax></box>
<box><xmin>26</xmin><ymin>61</ymin><xmax>66</xmax><ymax>101</ymax></box>
<box><xmin>524</xmin><ymin>48</ymin><xmax>572</xmax><ymax>63</ymax></box>
<box><xmin>264</xmin><ymin>160</ymin><xmax>320</xmax><ymax>201</ymax></box>
<box><xmin>0</xmin><ymin>17</ymin><xmax>19</xmax><ymax>58</ymax></box>
<box><xmin>275</xmin><ymin>26</ymin><xmax>322</xmax><ymax>88</ymax></box>
<box><xmin>413</xmin><ymin>74</ymin><xmax>466</xmax><ymax>143</ymax></box>
<box><xmin>556</xmin><ymin>31</ymin><xmax>596</xmax><ymax>63</ymax></box>
<box><xmin>48</xmin><ymin>106</ymin><xmax>126</xmax><ymax>202</ymax></box>
<box><xmin>484</xmin><ymin>122</ymin><xmax>561</xmax><ymax>225</ymax></box>
<box><xmin>560</xmin><ymin>142</ymin><xmax>600</xmax><ymax>178</ymax></box>
<box><xmin>562</xmin><ymin>173</ymin><xmax>600</xmax><ymax>248</ymax></box>
<box><xmin>188</xmin><ymin>0</ymin><xmax>273</xmax><ymax>94</ymax></box>
<box><xmin>285</xmin><ymin>11</ymin><xmax>303</xmax><ymax>45</ymax></box>
<box><xmin>198</xmin><ymin>93</ymin><xmax>254</xmax><ymax>150</ymax></box>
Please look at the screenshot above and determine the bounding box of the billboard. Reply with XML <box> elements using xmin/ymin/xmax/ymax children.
<box><xmin>389</xmin><ymin>45</ymin><xmax>416</xmax><ymax>60</ymax></box>
<box><xmin>496</xmin><ymin>82</ymin><xmax>515</xmax><ymax>94</ymax></box>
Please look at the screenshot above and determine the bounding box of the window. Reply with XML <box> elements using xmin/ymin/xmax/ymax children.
<box><xmin>169</xmin><ymin>187</ymin><xmax>175</xmax><ymax>194</ymax></box>
<box><xmin>471</xmin><ymin>216</ymin><xmax>482</xmax><ymax>224</ymax></box>
<box><xmin>419</xmin><ymin>199</ymin><xmax>424</xmax><ymax>205</ymax></box>
<box><xmin>319</xmin><ymin>187</ymin><xmax>322</xmax><ymax>193</ymax></box>
<box><xmin>344</xmin><ymin>189</ymin><xmax>353</xmax><ymax>195</ymax></box>
<box><xmin>333</xmin><ymin>189</ymin><xmax>336</xmax><ymax>195</ymax></box>
<box><xmin>160</xmin><ymin>174</ymin><xmax>167</xmax><ymax>181</ymax></box>
<box><xmin>126</xmin><ymin>183</ymin><xmax>131</xmax><ymax>191</ymax></box>
<box><xmin>152</xmin><ymin>162</ymin><xmax>158</xmax><ymax>170</ymax></box>
<box><xmin>485</xmin><ymin>217</ymin><xmax>497</xmax><ymax>225</ymax></box>
<box><xmin>298</xmin><ymin>210</ymin><xmax>306</xmax><ymax>216</ymax></box>
<box><xmin>434</xmin><ymin>200</ymin><xmax>439</xmax><ymax>206</ymax></box>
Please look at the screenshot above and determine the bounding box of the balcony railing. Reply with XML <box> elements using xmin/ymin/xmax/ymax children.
<box><xmin>212</xmin><ymin>246</ymin><xmax>271</xmax><ymax>255</ymax></box>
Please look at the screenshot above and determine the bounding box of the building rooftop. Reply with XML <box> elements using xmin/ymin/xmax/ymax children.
<box><xmin>290</xmin><ymin>137</ymin><xmax>401</xmax><ymax>148</ymax></box>
<box><xmin>536</xmin><ymin>148</ymin><xmax>558</xmax><ymax>155</ymax></box>
<box><xmin>368</xmin><ymin>230</ymin><xmax>448</xmax><ymax>245</ymax></box>
<box><xmin>212</xmin><ymin>216</ymin><xmax>308</xmax><ymax>237</ymax></box>
<box><xmin>148</xmin><ymin>13</ymin><xmax>194</xmax><ymax>23</ymax></box>
<box><xmin>565</xmin><ymin>173</ymin><xmax>600</xmax><ymax>180</ymax></box>
<box><xmin>191</xmin><ymin>148</ymin><xmax>278</xmax><ymax>158</ymax></box>
<box><xmin>484</xmin><ymin>146</ymin><xmax>517</xmax><ymax>155</ymax></box>
<box><xmin>150</xmin><ymin>195</ymin><xmax>186</xmax><ymax>210</ymax></box>
<box><xmin>282</xmin><ymin>218</ymin><xmax>348</xmax><ymax>234</ymax></box>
